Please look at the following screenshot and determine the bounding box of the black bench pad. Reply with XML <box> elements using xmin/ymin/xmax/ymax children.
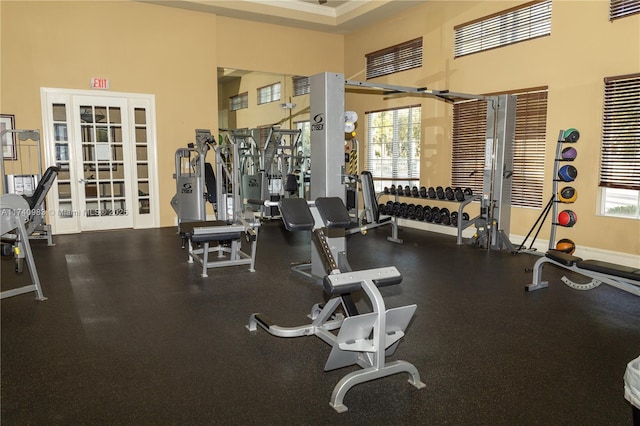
<box><xmin>280</xmin><ymin>198</ymin><xmax>314</xmax><ymax>231</ymax></box>
<box><xmin>545</xmin><ymin>250</ymin><xmax>582</xmax><ymax>266</ymax></box>
<box><xmin>315</xmin><ymin>197</ymin><xmax>351</xmax><ymax>229</ymax></box>
<box><xmin>181</xmin><ymin>221</ymin><xmax>242</xmax><ymax>243</ymax></box>
<box><xmin>577</xmin><ymin>260</ymin><xmax>640</xmax><ymax>282</ymax></box>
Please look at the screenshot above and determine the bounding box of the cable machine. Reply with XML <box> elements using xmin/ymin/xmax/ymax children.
<box><xmin>347</xmin><ymin>79</ymin><xmax>516</xmax><ymax>251</ymax></box>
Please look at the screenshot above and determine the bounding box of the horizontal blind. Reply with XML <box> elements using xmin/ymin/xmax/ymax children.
<box><xmin>366</xmin><ymin>105</ymin><xmax>421</xmax><ymax>181</ymax></box>
<box><xmin>599</xmin><ymin>73</ymin><xmax>640</xmax><ymax>190</ymax></box>
<box><xmin>292</xmin><ymin>76</ymin><xmax>310</xmax><ymax>96</ymax></box>
<box><xmin>452</xmin><ymin>88</ymin><xmax>548</xmax><ymax>208</ymax></box>
<box><xmin>610</xmin><ymin>0</ymin><xmax>640</xmax><ymax>20</ymax></box>
<box><xmin>230</xmin><ymin>92</ymin><xmax>248</xmax><ymax>111</ymax></box>
<box><xmin>512</xmin><ymin>90</ymin><xmax>547</xmax><ymax>208</ymax></box>
<box><xmin>451</xmin><ymin>99</ymin><xmax>486</xmax><ymax>193</ymax></box>
<box><xmin>454</xmin><ymin>0</ymin><xmax>551</xmax><ymax>58</ymax></box>
<box><xmin>366</xmin><ymin>38</ymin><xmax>422</xmax><ymax>80</ymax></box>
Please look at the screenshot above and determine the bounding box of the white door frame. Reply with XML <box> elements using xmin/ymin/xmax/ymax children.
<box><xmin>40</xmin><ymin>88</ymin><xmax>160</xmax><ymax>234</ymax></box>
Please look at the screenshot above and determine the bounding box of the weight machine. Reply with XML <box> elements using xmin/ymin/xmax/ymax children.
<box><xmin>247</xmin><ymin>196</ymin><xmax>424</xmax><ymax>413</ymax></box>
<box><xmin>0</xmin><ymin>129</ymin><xmax>55</xmax><ymax>246</ymax></box>
<box><xmin>1</xmin><ymin>128</ymin><xmax>58</xmax><ymax>301</ymax></box>
<box><xmin>170</xmin><ymin>129</ymin><xmax>259</xmax><ymax>275</ymax></box>
<box><xmin>310</xmin><ymin>72</ymin><xmax>517</xmax><ymax>252</ymax></box>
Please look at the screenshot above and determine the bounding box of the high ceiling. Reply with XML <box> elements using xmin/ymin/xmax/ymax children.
<box><xmin>141</xmin><ymin>0</ymin><xmax>427</xmax><ymax>34</ymax></box>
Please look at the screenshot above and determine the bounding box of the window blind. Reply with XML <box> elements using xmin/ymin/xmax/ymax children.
<box><xmin>452</xmin><ymin>88</ymin><xmax>548</xmax><ymax>208</ymax></box>
<box><xmin>454</xmin><ymin>0</ymin><xmax>552</xmax><ymax>58</ymax></box>
<box><xmin>610</xmin><ymin>0</ymin><xmax>640</xmax><ymax>20</ymax></box>
<box><xmin>599</xmin><ymin>73</ymin><xmax>640</xmax><ymax>190</ymax></box>
<box><xmin>365</xmin><ymin>38</ymin><xmax>422</xmax><ymax>80</ymax></box>
<box><xmin>230</xmin><ymin>92</ymin><xmax>248</xmax><ymax>111</ymax></box>
<box><xmin>292</xmin><ymin>76</ymin><xmax>310</xmax><ymax>96</ymax></box>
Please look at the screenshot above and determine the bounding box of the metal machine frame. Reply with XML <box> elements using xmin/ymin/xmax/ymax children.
<box><xmin>0</xmin><ymin>129</ymin><xmax>54</xmax><ymax>246</ymax></box>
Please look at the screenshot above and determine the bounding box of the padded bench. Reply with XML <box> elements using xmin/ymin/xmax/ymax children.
<box><xmin>180</xmin><ymin>220</ymin><xmax>257</xmax><ymax>277</ymax></box>
<box><xmin>526</xmin><ymin>249</ymin><xmax>640</xmax><ymax>296</ymax></box>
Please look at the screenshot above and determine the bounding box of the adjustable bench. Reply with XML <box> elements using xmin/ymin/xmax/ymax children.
<box><xmin>247</xmin><ymin>196</ymin><xmax>424</xmax><ymax>413</ymax></box>
<box><xmin>180</xmin><ymin>220</ymin><xmax>257</xmax><ymax>277</ymax></box>
<box><xmin>526</xmin><ymin>249</ymin><xmax>640</xmax><ymax>296</ymax></box>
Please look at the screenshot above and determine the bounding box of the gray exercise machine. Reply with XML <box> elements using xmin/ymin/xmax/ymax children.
<box><xmin>247</xmin><ymin>197</ymin><xmax>424</xmax><ymax>413</ymax></box>
<box><xmin>171</xmin><ymin>129</ymin><xmax>259</xmax><ymax>275</ymax></box>
<box><xmin>1</xmin><ymin>165</ymin><xmax>58</xmax><ymax>300</ymax></box>
<box><xmin>170</xmin><ymin>129</ymin><xmax>216</xmax><ymax>226</ymax></box>
<box><xmin>525</xmin><ymin>249</ymin><xmax>640</xmax><ymax>297</ymax></box>
<box><xmin>334</xmin><ymin>73</ymin><xmax>517</xmax><ymax>251</ymax></box>
<box><xmin>0</xmin><ymin>129</ymin><xmax>55</xmax><ymax>246</ymax></box>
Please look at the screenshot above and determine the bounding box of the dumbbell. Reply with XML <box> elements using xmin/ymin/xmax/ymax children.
<box><xmin>378</xmin><ymin>203</ymin><xmax>386</xmax><ymax>215</ymax></box>
<box><xmin>436</xmin><ymin>186</ymin><xmax>445</xmax><ymax>199</ymax></box>
<box><xmin>432</xmin><ymin>206</ymin><xmax>442</xmax><ymax>223</ymax></box>
<box><xmin>451</xmin><ymin>211</ymin><xmax>459</xmax><ymax>226</ymax></box>
<box><xmin>383</xmin><ymin>187</ymin><xmax>390</xmax><ymax>195</ymax></box>
<box><xmin>415</xmin><ymin>205</ymin><xmax>424</xmax><ymax>220</ymax></box>
<box><xmin>389</xmin><ymin>184</ymin><xmax>397</xmax><ymax>195</ymax></box>
<box><xmin>454</xmin><ymin>187</ymin><xmax>465</xmax><ymax>201</ymax></box>
<box><xmin>440</xmin><ymin>208</ymin><xmax>451</xmax><ymax>225</ymax></box>
<box><xmin>428</xmin><ymin>187</ymin><xmax>436</xmax><ymax>199</ymax></box>
<box><xmin>411</xmin><ymin>186</ymin><xmax>419</xmax><ymax>197</ymax></box>
<box><xmin>419</xmin><ymin>186</ymin><xmax>427</xmax><ymax>198</ymax></box>
<box><xmin>392</xmin><ymin>202</ymin><xmax>401</xmax><ymax>216</ymax></box>
<box><xmin>445</xmin><ymin>187</ymin><xmax>455</xmax><ymax>201</ymax></box>
<box><xmin>423</xmin><ymin>205</ymin><xmax>432</xmax><ymax>222</ymax></box>
<box><xmin>464</xmin><ymin>188</ymin><xmax>473</xmax><ymax>198</ymax></box>
<box><xmin>407</xmin><ymin>204</ymin><xmax>416</xmax><ymax>219</ymax></box>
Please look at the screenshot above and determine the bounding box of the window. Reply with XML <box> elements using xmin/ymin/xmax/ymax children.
<box><xmin>610</xmin><ymin>0</ymin><xmax>640</xmax><ymax>20</ymax></box>
<box><xmin>366</xmin><ymin>105</ymin><xmax>421</xmax><ymax>192</ymax></box>
<box><xmin>454</xmin><ymin>0</ymin><xmax>552</xmax><ymax>58</ymax></box>
<box><xmin>365</xmin><ymin>38</ymin><xmax>422</xmax><ymax>80</ymax></box>
<box><xmin>230</xmin><ymin>92</ymin><xmax>248</xmax><ymax>111</ymax></box>
<box><xmin>292</xmin><ymin>76</ymin><xmax>310</xmax><ymax>96</ymax></box>
<box><xmin>451</xmin><ymin>88</ymin><xmax>548</xmax><ymax>208</ymax></box>
<box><xmin>257</xmin><ymin>82</ymin><xmax>281</xmax><ymax>105</ymax></box>
<box><xmin>599</xmin><ymin>73</ymin><xmax>640</xmax><ymax>219</ymax></box>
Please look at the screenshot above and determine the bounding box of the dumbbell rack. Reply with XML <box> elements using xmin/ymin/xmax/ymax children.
<box><xmin>549</xmin><ymin>129</ymin><xmax>578</xmax><ymax>250</ymax></box>
<box><xmin>384</xmin><ymin>187</ymin><xmax>481</xmax><ymax>245</ymax></box>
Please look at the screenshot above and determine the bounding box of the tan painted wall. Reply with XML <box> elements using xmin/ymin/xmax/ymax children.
<box><xmin>218</xmin><ymin>72</ymin><xmax>311</xmax><ymax>132</ymax></box>
<box><xmin>345</xmin><ymin>0</ymin><xmax>640</xmax><ymax>257</ymax></box>
<box><xmin>1</xmin><ymin>1</ymin><xmax>218</xmax><ymax>227</ymax></box>
<box><xmin>1</xmin><ymin>1</ymin><xmax>343</xmax><ymax>228</ymax></box>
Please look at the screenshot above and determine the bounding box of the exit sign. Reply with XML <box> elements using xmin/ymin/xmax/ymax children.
<box><xmin>91</xmin><ymin>78</ymin><xmax>109</xmax><ymax>90</ymax></box>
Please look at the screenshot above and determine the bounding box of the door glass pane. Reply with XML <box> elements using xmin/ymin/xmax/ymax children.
<box><xmin>52</xmin><ymin>104</ymin><xmax>67</xmax><ymax>121</ymax></box>
<box><xmin>52</xmin><ymin>103</ymin><xmax>72</xmax><ymax>220</ymax></box>
<box><xmin>80</xmin><ymin>105</ymin><xmax>128</xmax><ymax>218</ymax></box>
<box><xmin>108</xmin><ymin>107</ymin><xmax>121</xmax><ymax>124</ymax></box>
<box><xmin>134</xmin><ymin>107</ymin><xmax>151</xmax><ymax>215</ymax></box>
<box><xmin>134</xmin><ymin>108</ymin><xmax>146</xmax><ymax>125</ymax></box>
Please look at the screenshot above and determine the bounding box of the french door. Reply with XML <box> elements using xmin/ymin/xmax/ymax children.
<box><xmin>41</xmin><ymin>89</ymin><xmax>159</xmax><ymax>233</ymax></box>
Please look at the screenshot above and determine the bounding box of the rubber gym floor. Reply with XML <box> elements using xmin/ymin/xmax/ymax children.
<box><xmin>2</xmin><ymin>221</ymin><xmax>639</xmax><ymax>425</ymax></box>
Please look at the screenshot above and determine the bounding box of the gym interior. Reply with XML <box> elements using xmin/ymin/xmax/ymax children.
<box><xmin>2</xmin><ymin>1</ymin><xmax>639</xmax><ymax>424</ymax></box>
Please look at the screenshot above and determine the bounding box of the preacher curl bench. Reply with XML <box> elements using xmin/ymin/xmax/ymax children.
<box><xmin>247</xmin><ymin>197</ymin><xmax>425</xmax><ymax>413</ymax></box>
<box><xmin>526</xmin><ymin>249</ymin><xmax>640</xmax><ymax>297</ymax></box>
